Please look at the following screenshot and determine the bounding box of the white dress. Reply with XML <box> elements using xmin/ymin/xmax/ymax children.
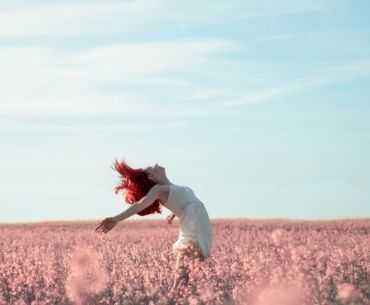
<box><xmin>163</xmin><ymin>184</ymin><xmax>212</xmax><ymax>259</ymax></box>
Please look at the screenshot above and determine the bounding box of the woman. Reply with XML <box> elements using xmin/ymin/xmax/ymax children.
<box><xmin>95</xmin><ymin>159</ymin><xmax>213</xmax><ymax>291</ymax></box>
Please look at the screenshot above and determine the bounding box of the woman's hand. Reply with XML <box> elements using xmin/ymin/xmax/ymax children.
<box><xmin>95</xmin><ymin>217</ymin><xmax>118</xmax><ymax>234</ymax></box>
<box><xmin>166</xmin><ymin>213</ymin><xmax>176</xmax><ymax>224</ymax></box>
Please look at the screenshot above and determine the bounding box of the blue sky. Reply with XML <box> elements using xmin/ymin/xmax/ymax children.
<box><xmin>1</xmin><ymin>0</ymin><xmax>369</xmax><ymax>223</ymax></box>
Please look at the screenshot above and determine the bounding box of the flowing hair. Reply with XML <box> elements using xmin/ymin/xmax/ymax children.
<box><xmin>111</xmin><ymin>159</ymin><xmax>163</xmax><ymax>216</ymax></box>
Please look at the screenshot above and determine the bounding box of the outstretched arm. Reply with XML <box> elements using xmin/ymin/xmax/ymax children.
<box><xmin>95</xmin><ymin>185</ymin><xmax>161</xmax><ymax>234</ymax></box>
<box><xmin>113</xmin><ymin>185</ymin><xmax>161</xmax><ymax>222</ymax></box>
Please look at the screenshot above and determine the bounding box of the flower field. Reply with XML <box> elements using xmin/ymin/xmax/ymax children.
<box><xmin>0</xmin><ymin>219</ymin><xmax>369</xmax><ymax>305</ymax></box>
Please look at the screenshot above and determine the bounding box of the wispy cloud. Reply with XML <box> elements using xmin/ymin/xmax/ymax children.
<box><xmin>256</xmin><ymin>33</ymin><xmax>297</xmax><ymax>43</ymax></box>
<box><xmin>0</xmin><ymin>1</ymin><xmax>160</xmax><ymax>38</ymax></box>
<box><xmin>64</xmin><ymin>39</ymin><xmax>238</xmax><ymax>77</ymax></box>
<box><xmin>220</xmin><ymin>60</ymin><xmax>370</xmax><ymax>107</ymax></box>
<box><xmin>0</xmin><ymin>0</ymin><xmax>336</xmax><ymax>39</ymax></box>
<box><xmin>0</xmin><ymin>120</ymin><xmax>188</xmax><ymax>132</ymax></box>
<box><xmin>0</xmin><ymin>39</ymin><xmax>240</xmax><ymax>117</ymax></box>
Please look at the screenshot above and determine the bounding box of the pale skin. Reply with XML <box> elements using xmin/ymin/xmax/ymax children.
<box><xmin>95</xmin><ymin>163</ymin><xmax>205</xmax><ymax>291</ymax></box>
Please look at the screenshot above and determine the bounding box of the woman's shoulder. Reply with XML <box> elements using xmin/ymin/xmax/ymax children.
<box><xmin>153</xmin><ymin>183</ymin><xmax>178</xmax><ymax>193</ymax></box>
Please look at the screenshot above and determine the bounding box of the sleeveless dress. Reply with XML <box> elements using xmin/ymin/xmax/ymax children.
<box><xmin>163</xmin><ymin>184</ymin><xmax>212</xmax><ymax>259</ymax></box>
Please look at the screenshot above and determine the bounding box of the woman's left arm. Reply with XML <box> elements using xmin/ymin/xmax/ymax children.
<box><xmin>113</xmin><ymin>185</ymin><xmax>161</xmax><ymax>222</ymax></box>
<box><xmin>95</xmin><ymin>185</ymin><xmax>162</xmax><ymax>234</ymax></box>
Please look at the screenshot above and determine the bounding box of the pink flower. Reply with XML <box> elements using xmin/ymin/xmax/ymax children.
<box><xmin>337</xmin><ymin>283</ymin><xmax>355</xmax><ymax>300</ymax></box>
<box><xmin>251</xmin><ymin>284</ymin><xmax>302</xmax><ymax>305</ymax></box>
<box><xmin>65</xmin><ymin>246</ymin><xmax>109</xmax><ymax>305</ymax></box>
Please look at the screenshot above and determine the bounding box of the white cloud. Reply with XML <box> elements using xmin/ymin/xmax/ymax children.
<box><xmin>0</xmin><ymin>1</ymin><xmax>161</xmax><ymax>38</ymax></box>
<box><xmin>221</xmin><ymin>60</ymin><xmax>370</xmax><ymax>107</ymax></box>
<box><xmin>0</xmin><ymin>39</ymin><xmax>240</xmax><ymax>117</ymax></box>
<box><xmin>63</xmin><ymin>39</ymin><xmax>238</xmax><ymax>78</ymax></box>
<box><xmin>0</xmin><ymin>0</ymin><xmax>335</xmax><ymax>39</ymax></box>
<box><xmin>0</xmin><ymin>38</ymin><xmax>237</xmax><ymax>82</ymax></box>
<box><xmin>0</xmin><ymin>120</ymin><xmax>188</xmax><ymax>132</ymax></box>
<box><xmin>0</xmin><ymin>96</ymin><xmax>144</xmax><ymax>116</ymax></box>
<box><xmin>256</xmin><ymin>33</ymin><xmax>297</xmax><ymax>43</ymax></box>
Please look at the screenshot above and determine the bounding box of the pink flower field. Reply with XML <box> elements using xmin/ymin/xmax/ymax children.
<box><xmin>0</xmin><ymin>219</ymin><xmax>369</xmax><ymax>305</ymax></box>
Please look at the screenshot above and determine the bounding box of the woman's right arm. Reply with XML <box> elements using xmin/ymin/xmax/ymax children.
<box><xmin>166</xmin><ymin>213</ymin><xmax>176</xmax><ymax>224</ymax></box>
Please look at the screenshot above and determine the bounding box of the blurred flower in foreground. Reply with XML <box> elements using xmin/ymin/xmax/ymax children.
<box><xmin>65</xmin><ymin>246</ymin><xmax>109</xmax><ymax>305</ymax></box>
<box><xmin>337</xmin><ymin>283</ymin><xmax>360</xmax><ymax>301</ymax></box>
<box><xmin>251</xmin><ymin>284</ymin><xmax>302</xmax><ymax>305</ymax></box>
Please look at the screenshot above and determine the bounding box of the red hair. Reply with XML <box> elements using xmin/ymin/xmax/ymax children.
<box><xmin>111</xmin><ymin>159</ymin><xmax>163</xmax><ymax>216</ymax></box>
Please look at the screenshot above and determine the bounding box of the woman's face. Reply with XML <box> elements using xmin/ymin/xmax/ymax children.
<box><xmin>145</xmin><ymin>163</ymin><xmax>165</xmax><ymax>182</ymax></box>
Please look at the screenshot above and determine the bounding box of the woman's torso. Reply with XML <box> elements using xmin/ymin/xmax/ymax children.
<box><xmin>158</xmin><ymin>184</ymin><xmax>203</xmax><ymax>216</ymax></box>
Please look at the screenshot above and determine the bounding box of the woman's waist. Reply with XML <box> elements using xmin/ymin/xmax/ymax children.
<box><xmin>170</xmin><ymin>200</ymin><xmax>202</xmax><ymax>215</ymax></box>
<box><xmin>184</xmin><ymin>200</ymin><xmax>204</xmax><ymax>208</ymax></box>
